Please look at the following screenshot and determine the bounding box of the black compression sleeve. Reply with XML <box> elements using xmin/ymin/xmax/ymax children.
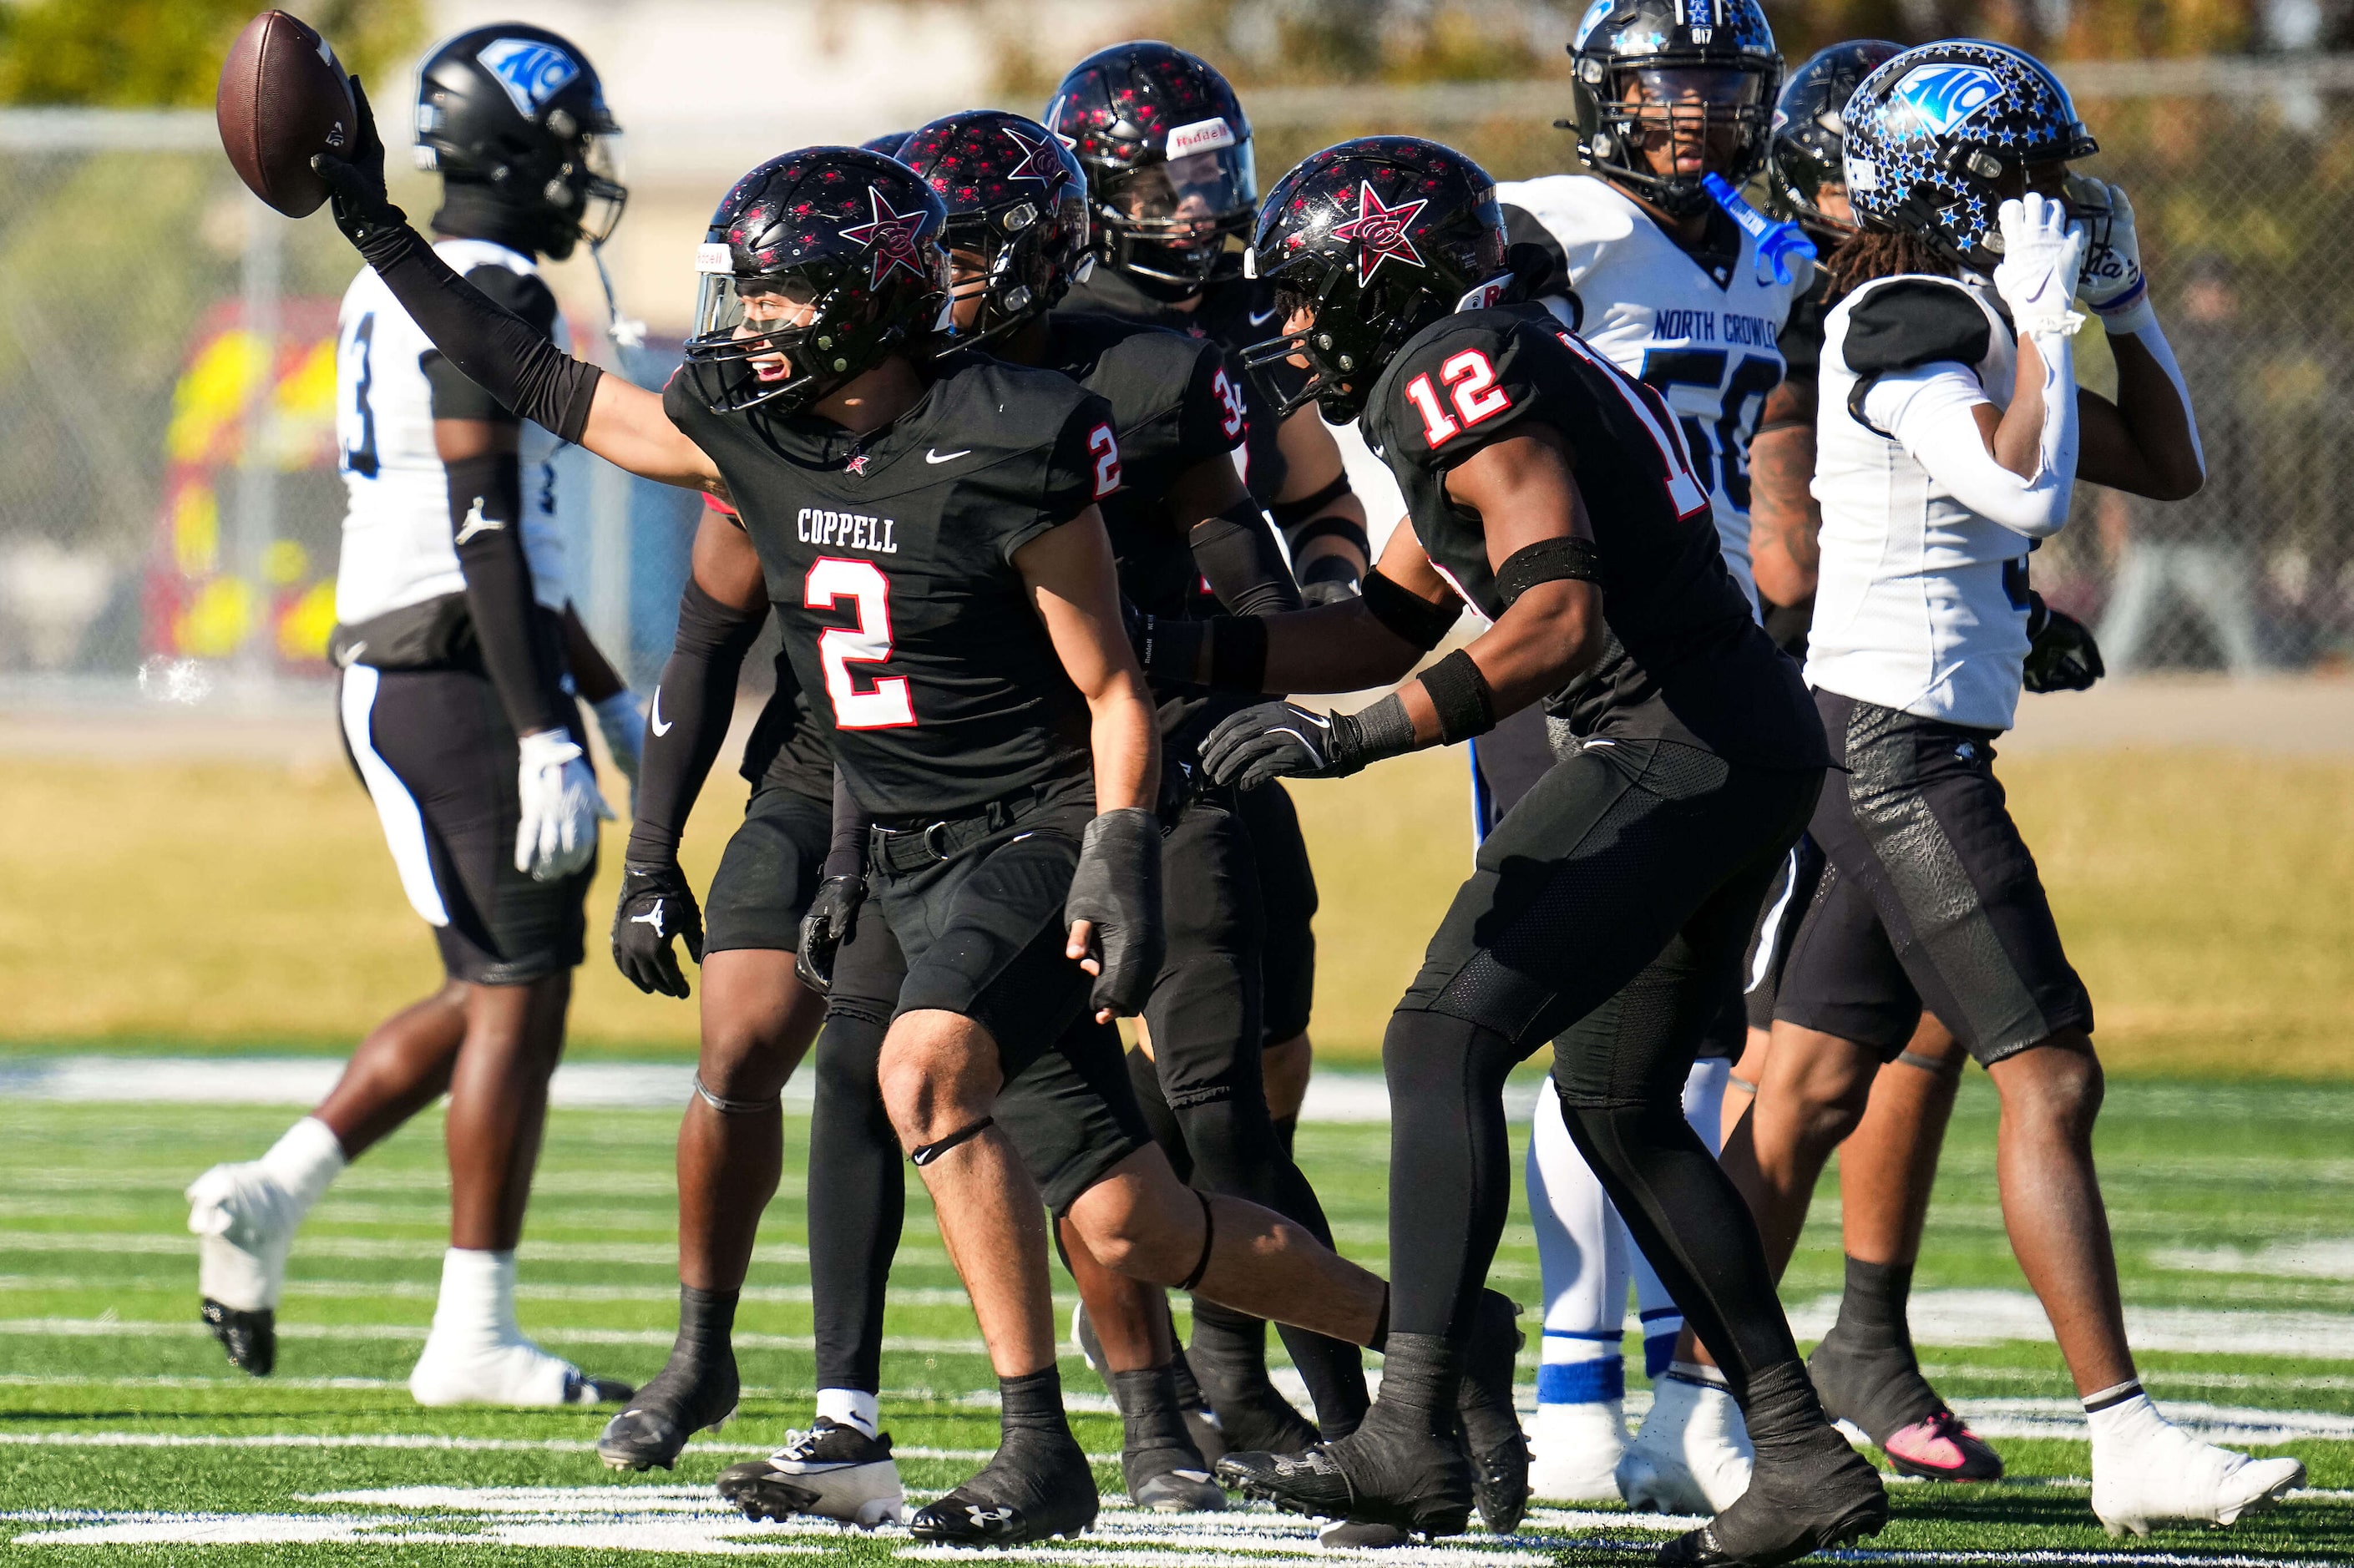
<box><xmin>445</xmin><ymin>451</ymin><xmax>566</xmax><ymax>737</ymax></box>
<box><xmin>825</xmin><ymin>768</ymin><xmax>870</xmax><ymax>881</ymax></box>
<box><xmin>625</xmin><ymin>579</ymin><xmax>766</xmax><ymax>863</ymax></box>
<box><xmin>1189</xmin><ymin>499</ymin><xmax>1302</xmax><ymax>617</ymax></box>
<box><xmin>354</xmin><ymin>224</ymin><xmax>604</xmax><ymax>444</ymax></box>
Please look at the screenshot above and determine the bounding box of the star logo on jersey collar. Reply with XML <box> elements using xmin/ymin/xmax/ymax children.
<box><xmin>838</xmin><ymin>189</ymin><xmax>929</xmax><ymax>288</ymax></box>
<box><xmin>844</xmin><ymin>452</ymin><xmax>873</xmax><ymax>476</ymax></box>
<box><xmin>1000</xmin><ymin>124</ymin><xmax>1061</xmax><ymax>184</ymax></box>
<box><xmin>1330</xmin><ymin>182</ymin><xmax>1428</xmax><ymax>286</ymax></box>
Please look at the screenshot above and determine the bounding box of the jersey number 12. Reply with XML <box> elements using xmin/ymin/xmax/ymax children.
<box><xmin>805</xmin><ymin>558</ymin><xmax>914</xmax><ymax>730</ymax></box>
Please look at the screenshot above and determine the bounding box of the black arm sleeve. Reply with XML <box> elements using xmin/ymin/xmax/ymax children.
<box><xmin>824</xmin><ymin>767</ymin><xmax>870</xmax><ymax>882</ymax></box>
<box><xmin>624</xmin><ymin>579</ymin><xmax>767</xmax><ymax>863</ymax></box>
<box><xmin>354</xmin><ymin>222</ymin><xmax>604</xmax><ymax>443</ymax></box>
<box><xmin>422</xmin><ymin>266</ymin><xmax>563</xmax><ymax>424</ymax></box>
<box><xmin>1190</xmin><ymin>496</ymin><xmax>1302</xmax><ymax>618</ymax></box>
<box><xmin>444</xmin><ymin>451</ymin><xmax>567</xmax><ymax>737</ymax></box>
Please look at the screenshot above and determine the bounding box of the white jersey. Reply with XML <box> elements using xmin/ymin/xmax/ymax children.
<box><xmin>1806</xmin><ymin>272</ymin><xmax>2036</xmax><ymax>731</ymax></box>
<box><xmin>332</xmin><ymin>239</ymin><xmax>571</xmax><ymax>627</ymax></box>
<box><xmin>1494</xmin><ymin>175</ymin><xmax>1804</xmax><ymax>612</ymax></box>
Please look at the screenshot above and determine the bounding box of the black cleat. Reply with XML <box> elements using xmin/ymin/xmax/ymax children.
<box><xmin>1657</xmin><ymin>1423</ymin><xmax>1889</xmax><ymax>1567</ymax></box>
<box><xmin>1458</xmin><ymin>1290</ymin><xmax>1530</xmax><ymax>1535</ymax></box>
<box><xmin>909</xmin><ymin>1427</ymin><xmax>1097</xmax><ymax>1545</ymax></box>
<box><xmin>1809</xmin><ymin>1331</ymin><xmax>2001</xmax><ymax>1483</ymax></box>
<box><xmin>1125</xmin><ymin>1444</ymin><xmax>1228</xmax><ymax>1513</ymax></box>
<box><xmin>1320</xmin><ymin>1520</ymin><xmax>1413</xmax><ymax>1548</ymax></box>
<box><xmin>596</xmin><ymin>1347</ymin><xmax>738</xmax><ymax>1471</ymax></box>
<box><xmin>200</xmin><ymin>1298</ymin><xmax>274</xmax><ymax>1377</ymax></box>
<box><xmin>1188</xmin><ymin>1339</ymin><xmax>1321</xmax><ymax>1456</ymax></box>
<box><xmin>1170</xmin><ymin>1344</ymin><xmax>1227</xmax><ymax>1466</ymax></box>
<box><xmin>717</xmin><ymin>1419</ymin><xmax>905</xmax><ymax>1527</ymax></box>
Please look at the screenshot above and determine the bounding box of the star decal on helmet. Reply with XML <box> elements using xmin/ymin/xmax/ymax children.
<box><xmin>838</xmin><ymin>189</ymin><xmax>930</xmax><ymax>287</ymax></box>
<box><xmin>1330</xmin><ymin>182</ymin><xmax>1429</xmax><ymax>285</ymax></box>
<box><xmin>1000</xmin><ymin>124</ymin><xmax>1062</xmax><ymax>184</ymax></box>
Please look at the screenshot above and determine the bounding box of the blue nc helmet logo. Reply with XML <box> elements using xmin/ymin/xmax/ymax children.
<box><xmin>477</xmin><ymin>37</ymin><xmax>581</xmax><ymax>119</ymax></box>
<box><xmin>1889</xmin><ymin>62</ymin><xmax>2003</xmax><ymax>137</ymax></box>
<box><xmin>1574</xmin><ymin>0</ymin><xmax>1619</xmax><ymax>48</ymax></box>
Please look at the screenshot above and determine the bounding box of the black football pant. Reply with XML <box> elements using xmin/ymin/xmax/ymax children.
<box><xmin>1123</xmin><ymin>788</ymin><xmax>1366</xmax><ymax>1437</ymax></box>
<box><xmin>1381</xmin><ymin>736</ymin><xmax>1822</xmax><ymax>1403</ymax></box>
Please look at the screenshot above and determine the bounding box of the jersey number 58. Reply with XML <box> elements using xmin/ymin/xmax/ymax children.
<box><xmin>805</xmin><ymin>558</ymin><xmax>914</xmax><ymax>730</ymax></box>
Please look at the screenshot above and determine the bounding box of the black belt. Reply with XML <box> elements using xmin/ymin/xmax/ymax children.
<box><xmin>867</xmin><ymin>784</ymin><xmax>1057</xmax><ymax>876</ymax></box>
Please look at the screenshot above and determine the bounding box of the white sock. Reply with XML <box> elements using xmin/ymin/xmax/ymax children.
<box><xmin>261</xmin><ymin>1117</ymin><xmax>346</xmax><ymax>1211</ymax></box>
<box><xmin>2084</xmin><ymin>1383</ymin><xmax>2164</xmax><ymax>1450</ymax></box>
<box><xmin>433</xmin><ymin>1247</ymin><xmax>520</xmax><ymax>1347</ymax></box>
<box><xmin>1528</xmin><ymin>1084</ymin><xmax>1632</xmax><ymax>1393</ymax></box>
<box><xmin>1669</xmin><ymin>1359</ymin><xmax>1732</xmax><ymax>1392</ymax></box>
<box><xmin>817</xmin><ymin>1388</ymin><xmax>880</xmax><ymax>1439</ymax></box>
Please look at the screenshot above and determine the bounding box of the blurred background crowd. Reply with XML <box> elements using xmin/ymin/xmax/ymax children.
<box><xmin>0</xmin><ymin>0</ymin><xmax>2339</xmax><ymax>694</ymax></box>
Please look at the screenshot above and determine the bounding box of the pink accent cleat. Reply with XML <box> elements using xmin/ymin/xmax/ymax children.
<box><xmin>1881</xmin><ymin>1409</ymin><xmax>2003</xmax><ymax>1482</ymax></box>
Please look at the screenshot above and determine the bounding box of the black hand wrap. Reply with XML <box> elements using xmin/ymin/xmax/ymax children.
<box><xmin>612</xmin><ymin>862</ymin><xmax>705</xmax><ymax>999</ymax></box>
<box><xmin>626</xmin><ymin>580</ymin><xmax>766</xmax><ymax>864</ymax></box>
<box><xmin>1494</xmin><ymin>536</ymin><xmax>1603</xmax><ymax>607</ymax></box>
<box><xmin>1417</xmin><ymin>648</ymin><xmax>1498</xmax><ymax>743</ymax></box>
<box><xmin>796</xmin><ymin>876</ymin><xmax>865</xmax><ymax>994</ymax></box>
<box><xmin>444</xmin><ymin>450</ymin><xmax>567</xmax><ymax>738</ymax></box>
<box><xmin>1361</xmin><ymin>568</ymin><xmax>1462</xmax><ymax>652</ymax></box>
<box><xmin>2022</xmin><ymin>593</ymin><xmax>2105</xmax><ymax>694</ymax></box>
<box><xmin>315</xmin><ymin>81</ymin><xmax>603</xmax><ymax>448</ymax></box>
<box><xmin>1199</xmin><ymin>694</ymin><xmax>1418</xmax><ymax>791</ymax></box>
<box><xmin>1188</xmin><ymin>500</ymin><xmax>1301</xmax><ymax>617</ymax></box>
<box><xmin>1064</xmin><ymin>807</ymin><xmax>1166</xmax><ymax>1019</ymax></box>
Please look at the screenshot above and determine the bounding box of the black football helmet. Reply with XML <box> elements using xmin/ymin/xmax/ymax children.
<box><xmin>898</xmin><ymin>110</ymin><xmax>1092</xmax><ymax>352</ymax></box>
<box><xmin>681</xmin><ymin>148</ymin><xmax>951</xmax><ymax>416</ymax></box>
<box><xmin>1767</xmin><ymin>40</ymin><xmax>1904</xmax><ymax>240</ymax></box>
<box><xmin>1045</xmin><ymin>41</ymin><xmax>1256</xmax><ymax>291</ymax></box>
<box><xmin>1244</xmin><ymin>136</ymin><xmax>1507</xmax><ymax>422</ymax></box>
<box><xmin>860</xmin><ymin>129</ymin><xmax>914</xmax><ymax>157</ymax></box>
<box><xmin>1564</xmin><ymin>0</ymin><xmax>1782</xmax><ymax>218</ymax></box>
<box><xmin>413</xmin><ymin>23</ymin><xmax>625</xmax><ymax>259</ymax></box>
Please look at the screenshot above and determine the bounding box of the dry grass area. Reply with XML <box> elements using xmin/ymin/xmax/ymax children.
<box><xmin>2</xmin><ymin>745</ymin><xmax>2349</xmax><ymax>1075</ymax></box>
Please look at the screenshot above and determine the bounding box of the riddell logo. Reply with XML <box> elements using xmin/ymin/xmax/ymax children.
<box><xmin>1166</xmin><ymin>117</ymin><xmax>1237</xmax><ymax>159</ymax></box>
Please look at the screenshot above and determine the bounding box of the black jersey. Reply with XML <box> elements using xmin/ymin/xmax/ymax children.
<box><xmin>738</xmin><ymin>648</ymin><xmax>837</xmax><ymax>803</ymax></box>
<box><xmin>1361</xmin><ymin>306</ymin><xmax>1825</xmax><ymax>770</ymax></box>
<box><xmin>1059</xmin><ymin>268</ymin><xmax>1295</xmax><ymax>505</ymax></box>
<box><xmin>663</xmin><ymin>357</ymin><xmax>1118</xmax><ymax>819</ymax></box>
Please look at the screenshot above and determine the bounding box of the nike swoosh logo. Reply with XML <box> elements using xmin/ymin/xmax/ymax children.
<box><xmin>926</xmin><ymin>448</ymin><xmax>972</xmax><ymax>464</ymax></box>
<box><xmin>1248</xmin><ymin>307</ymin><xmax>1278</xmax><ymax>326</ymax></box>
<box><xmin>649</xmin><ymin>689</ymin><xmax>672</xmax><ymax>737</ymax></box>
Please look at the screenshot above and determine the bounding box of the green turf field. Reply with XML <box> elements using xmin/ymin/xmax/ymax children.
<box><xmin>0</xmin><ymin>1075</ymin><xmax>2347</xmax><ymax>1563</ymax></box>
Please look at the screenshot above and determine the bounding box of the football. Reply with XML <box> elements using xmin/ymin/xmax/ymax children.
<box><xmin>215</xmin><ymin>9</ymin><xmax>357</xmax><ymax>219</ymax></box>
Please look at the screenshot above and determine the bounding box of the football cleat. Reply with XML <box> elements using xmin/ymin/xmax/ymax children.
<box><xmin>1187</xmin><ymin>1331</ymin><xmax>1321</xmax><ymax>1456</ymax></box>
<box><xmin>1531</xmin><ymin>1399</ymin><xmax>1630</xmax><ymax>1503</ymax></box>
<box><xmin>1124</xmin><ymin>1449</ymin><xmax>1228</xmax><ymax>1514</ymax></box>
<box><xmin>595</xmin><ymin>1346</ymin><xmax>739</xmax><ymax>1471</ymax></box>
<box><xmin>2092</xmin><ymin>1423</ymin><xmax>2305</xmax><ymax>1537</ymax></box>
<box><xmin>186</xmin><ymin>1160</ymin><xmax>306</xmax><ymax>1376</ymax></box>
<box><xmin>717</xmin><ymin>1419</ymin><xmax>905</xmax><ymax>1528</ymax></box>
<box><xmin>410</xmin><ymin>1334</ymin><xmax>631</xmax><ymax>1408</ymax></box>
<box><xmin>1657</xmin><ymin>1423</ymin><xmax>1888</xmax><ymax>1567</ymax></box>
<box><xmin>1457</xmin><ymin>1290</ymin><xmax>1531</xmax><ymax>1534</ymax></box>
<box><xmin>906</xmin><ymin>1426</ymin><xmax>1096</xmax><ymax>1545</ymax></box>
<box><xmin>1320</xmin><ymin>1520</ymin><xmax>1412</xmax><ymax>1548</ymax></box>
<box><xmin>1808</xmin><ymin>1328</ymin><xmax>1999</xmax><ymax>1481</ymax></box>
<box><xmin>1619</xmin><ymin>1372</ymin><xmax>1754</xmax><ymax>1515</ymax></box>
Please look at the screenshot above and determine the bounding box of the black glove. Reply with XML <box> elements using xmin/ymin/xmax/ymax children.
<box><xmin>1064</xmin><ymin>807</ymin><xmax>1165</xmax><ymax>1019</ymax></box>
<box><xmin>612</xmin><ymin>861</ymin><xmax>705</xmax><ymax>999</ymax></box>
<box><xmin>2024</xmin><ymin>593</ymin><xmax>2105</xmax><ymax>694</ymax></box>
<box><xmin>795</xmin><ymin>874</ymin><xmax>865</xmax><ymax>994</ymax></box>
<box><xmin>1199</xmin><ymin>694</ymin><xmax>1416</xmax><ymax>792</ymax></box>
<box><xmin>310</xmin><ymin>76</ymin><xmax>408</xmax><ymax>250</ymax></box>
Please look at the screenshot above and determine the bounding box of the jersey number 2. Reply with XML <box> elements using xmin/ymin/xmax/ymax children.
<box><xmin>1404</xmin><ymin>349</ymin><xmax>1512</xmax><ymax>447</ymax></box>
<box><xmin>804</xmin><ymin>558</ymin><xmax>914</xmax><ymax>730</ymax></box>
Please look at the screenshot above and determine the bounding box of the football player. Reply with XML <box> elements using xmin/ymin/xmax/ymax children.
<box><xmin>306</xmin><ymin>114</ymin><xmax>1520</xmax><ymax>1548</ymax></box>
<box><xmin>1476</xmin><ymin>0</ymin><xmax>1802</xmax><ymax>1504</ymax></box>
<box><xmin>185</xmin><ymin>25</ymin><xmax>636</xmax><ymax>1408</ymax></box>
<box><xmin>1714</xmin><ymin>41</ymin><xmax>2301</xmax><ymax>1537</ymax></box>
<box><xmin>1161</xmin><ymin>134</ymin><xmax>1887</xmax><ymax>1560</ymax></box>
<box><xmin>1048</xmin><ymin>50</ymin><xmax>1358</xmax><ymax>1430</ymax></box>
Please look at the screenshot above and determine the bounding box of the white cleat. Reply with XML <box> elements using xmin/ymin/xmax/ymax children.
<box><xmin>2093</xmin><ymin>1423</ymin><xmax>2306</xmax><ymax>1537</ymax></box>
<box><xmin>410</xmin><ymin>1333</ymin><xmax>629</xmax><ymax>1408</ymax></box>
<box><xmin>1531</xmin><ymin>1399</ymin><xmax>1630</xmax><ymax>1503</ymax></box>
<box><xmin>717</xmin><ymin>1419</ymin><xmax>906</xmax><ymax>1527</ymax></box>
<box><xmin>1617</xmin><ymin>1373</ymin><xmax>1753</xmax><ymax>1515</ymax></box>
<box><xmin>186</xmin><ymin>1161</ymin><xmax>302</xmax><ymax>1316</ymax></box>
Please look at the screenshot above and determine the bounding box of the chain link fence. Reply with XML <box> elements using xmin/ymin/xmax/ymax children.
<box><xmin>0</xmin><ymin>66</ymin><xmax>2341</xmax><ymax>696</ymax></box>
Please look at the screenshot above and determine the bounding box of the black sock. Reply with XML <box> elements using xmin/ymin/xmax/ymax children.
<box><xmin>1273</xmin><ymin>1113</ymin><xmax>1299</xmax><ymax>1161</ymax></box>
<box><xmin>1830</xmin><ymin>1256</ymin><xmax>1914</xmax><ymax>1359</ymax></box>
<box><xmin>675</xmin><ymin>1284</ymin><xmax>738</xmax><ymax>1363</ymax></box>
<box><xmin>1360</xmin><ymin>1331</ymin><xmax>1454</xmax><ymax>1436</ymax></box>
<box><xmin>1735</xmin><ymin>1358</ymin><xmax>1832</xmax><ymax>1450</ymax></box>
<box><xmin>1000</xmin><ymin>1366</ymin><xmax>1073</xmax><ymax>1441</ymax></box>
<box><xmin>1111</xmin><ymin>1363</ymin><xmax>1197</xmax><ymax>1456</ymax></box>
<box><xmin>1381</xmin><ymin>1010</ymin><xmax>1523</xmax><ymax>1337</ymax></box>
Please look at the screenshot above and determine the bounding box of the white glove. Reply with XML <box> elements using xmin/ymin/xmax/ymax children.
<box><xmin>1992</xmin><ymin>193</ymin><xmax>2088</xmax><ymax>339</ymax></box>
<box><xmin>514</xmin><ymin>729</ymin><xmax>610</xmax><ymax>882</ymax></box>
<box><xmin>2068</xmin><ymin>176</ymin><xmax>2154</xmax><ymax>336</ymax></box>
<box><xmin>590</xmin><ymin>690</ymin><xmax>645</xmax><ymax>794</ymax></box>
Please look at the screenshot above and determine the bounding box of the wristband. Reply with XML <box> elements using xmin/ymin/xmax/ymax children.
<box><xmin>1417</xmin><ymin>648</ymin><xmax>1497</xmax><ymax>743</ymax></box>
